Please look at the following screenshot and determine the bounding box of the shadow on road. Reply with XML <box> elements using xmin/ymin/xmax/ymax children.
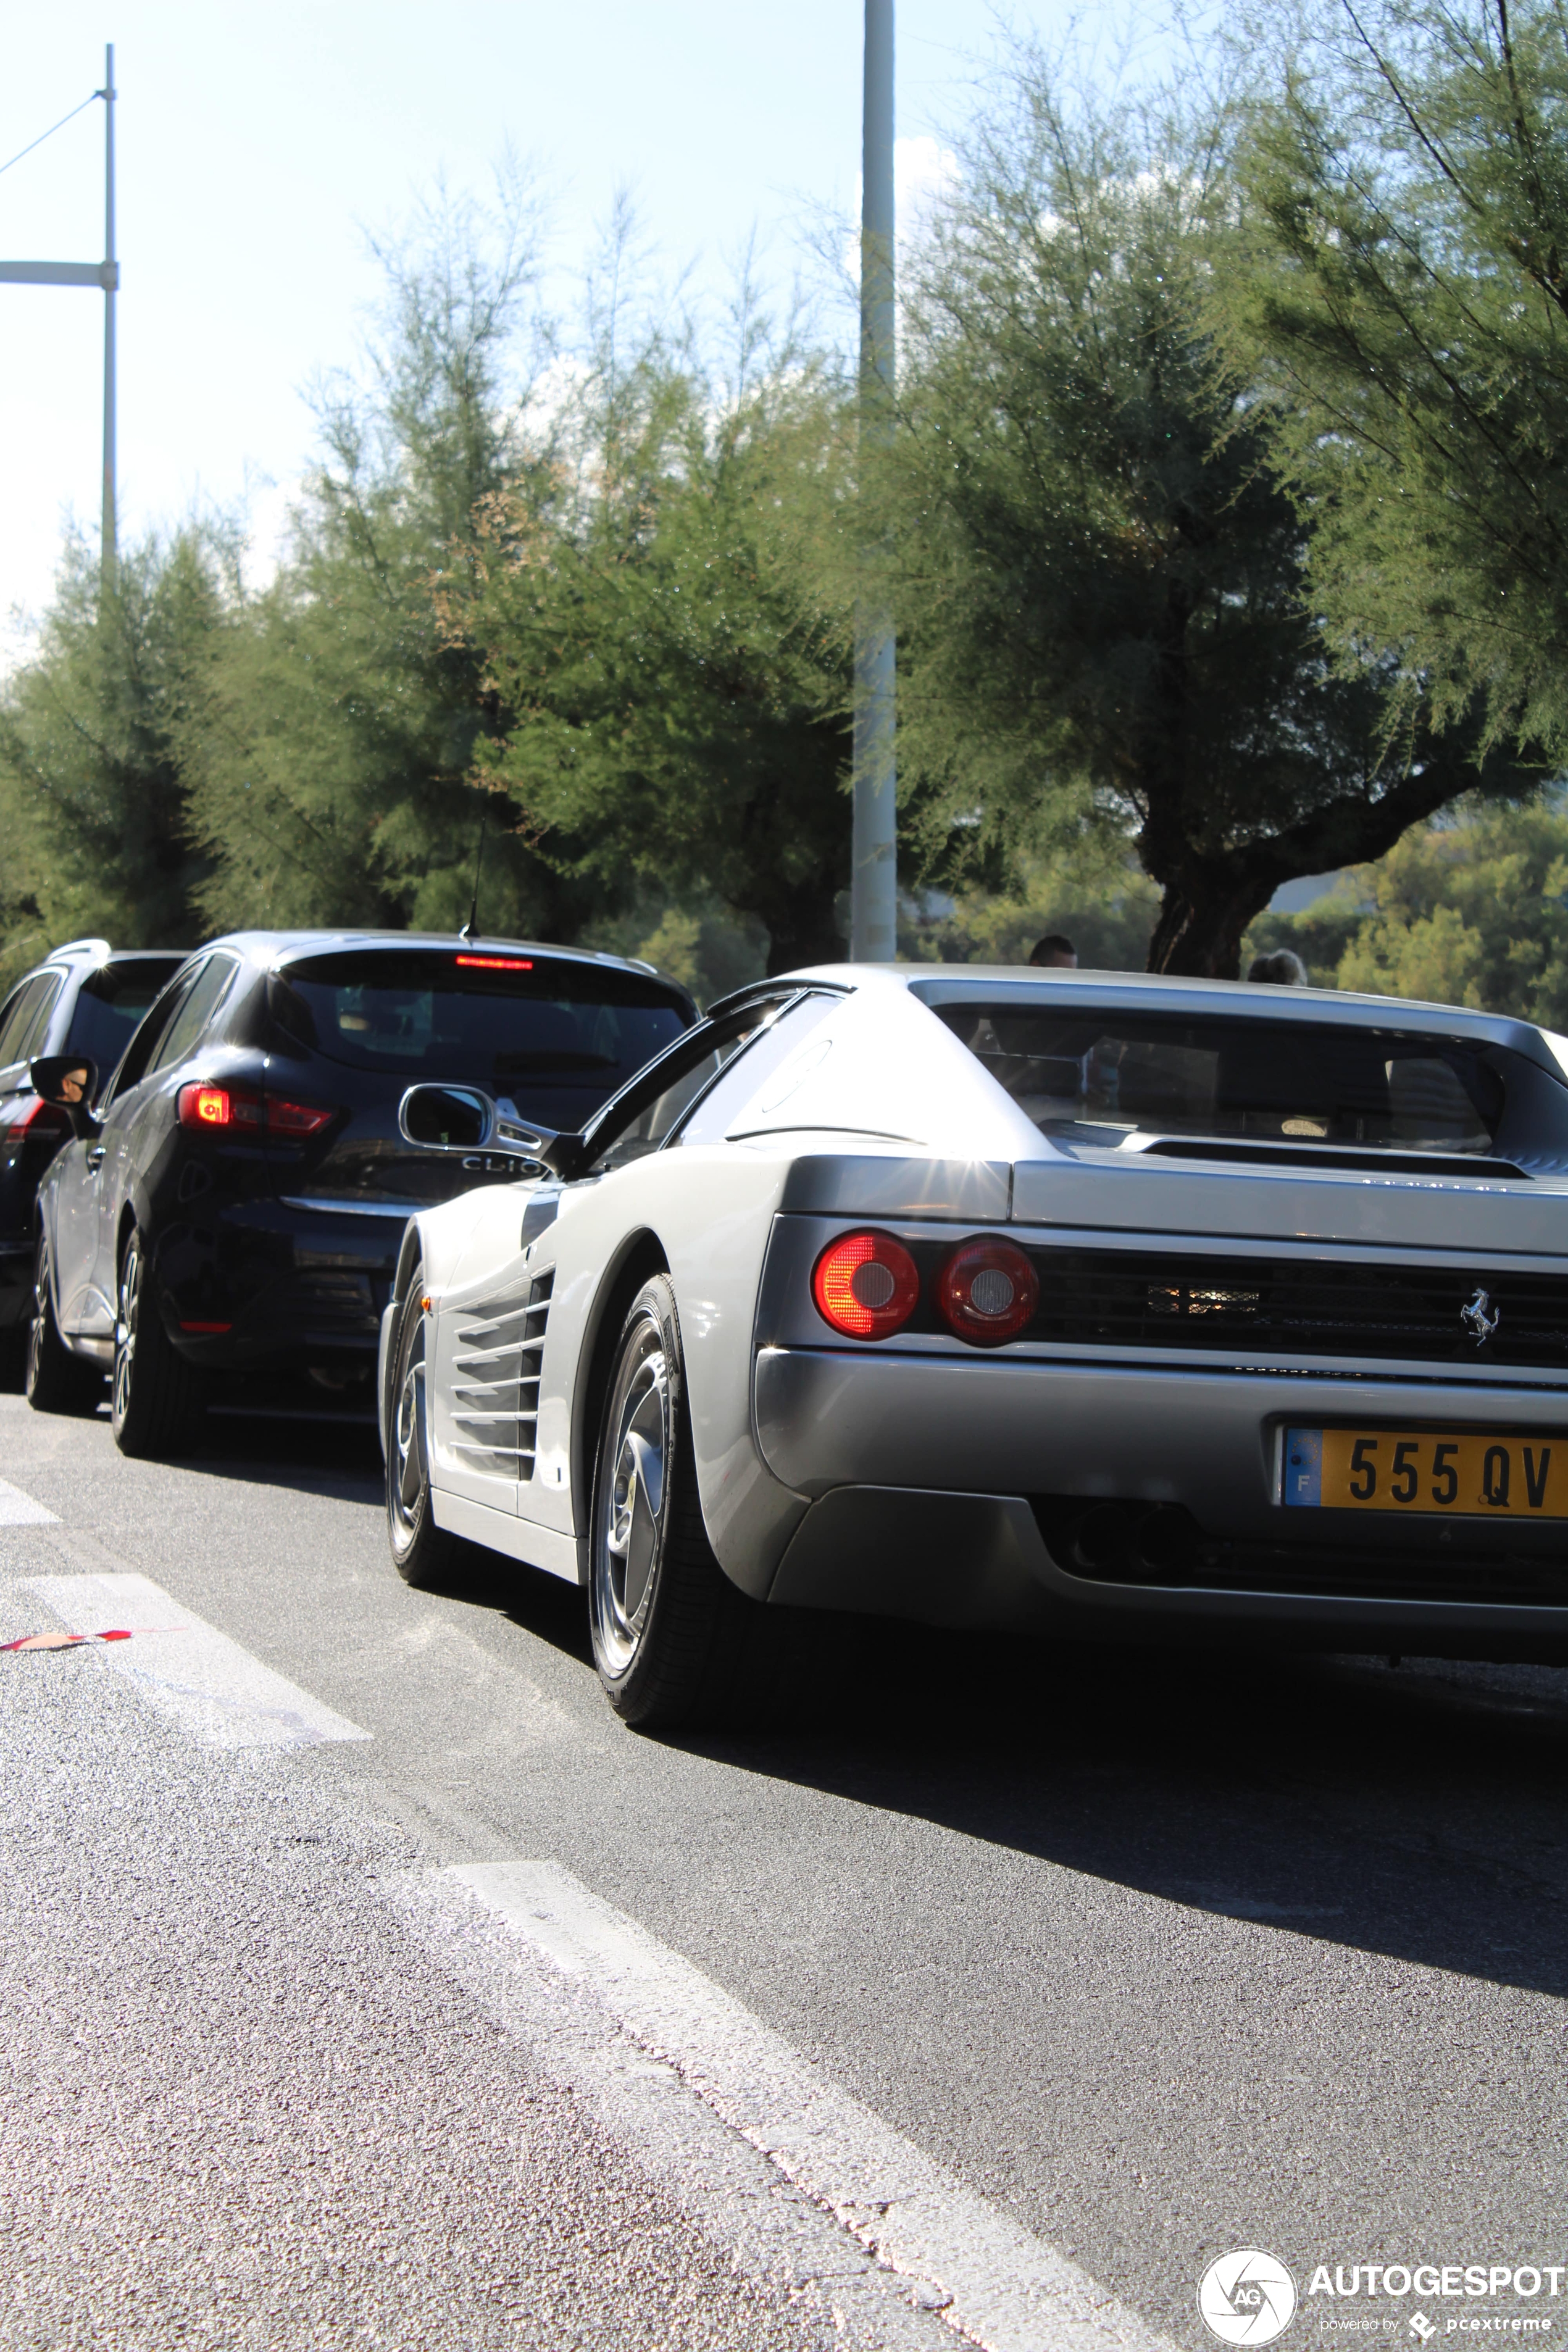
<box><xmin>682</xmin><ymin>1626</ymin><xmax>1568</xmax><ymax>2001</ymax></box>
<box><xmin>177</xmin><ymin>1411</ymin><xmax>386</xmax><ymax>1504</ymax></box>
<box><xmin>103</xmin><ymin>1399</ymin><xmax>1568</xmax><ymax>2000</ymax></box>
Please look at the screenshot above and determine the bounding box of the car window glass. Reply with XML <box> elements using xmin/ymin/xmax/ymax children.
<box><xmin>673</xmin><ymin>996</ymin><xmax>838</xmax><ymax>1147</ymax></box>
<box><xmin>145</xmin><ymin>956</ymin><xmax>235</xmax><ymax>1078</ymax></box>
<box><xmin>66</xmin><ymin>958</ymin><xmax>188</xmax><ymax>1074</ymax></box>
<box><xmin>0</xmin><ymin>974</ymin><xmax>54</xmax><ymax>1070</ymax></box>
<box><xmin>935</xmin><ymin>1004</ymin><xmax>1513</xmax><ymax>1156</ymax></box>
<box><xmin>587</xmin><ymin>1006</ymin><xmax>786</xmax><ymax>1175</ymax></box>
<box><xmin>101</xmin><ymin>965</ymin><xmax>204</xmax><ymax>1107</ymax></box>
<box><xmin>272</xmin><ymin>949</ymin><xmax>689</xmax><ymax>1131</ymax></box>
<box><xmin>14</xmin><ymin>973</ymin><xmax>64</xmax><ymax>1061</ymax></box>
<box><xmin>0</xmin><ymin>986</ymin><xmax>29</xmax><ymax>1067</ymax></box>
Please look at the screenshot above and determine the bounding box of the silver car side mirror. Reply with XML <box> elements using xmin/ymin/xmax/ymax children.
<box><xmin>398</xmin><ymin>1083</ymin><xmax>496</xmax><ymax>1152</ymax></box>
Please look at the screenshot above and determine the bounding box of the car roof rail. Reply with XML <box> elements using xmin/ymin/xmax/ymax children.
<box><xmin>704</xmin><ymin>975</ymin><xmax>853</xmax><ymax>1022</ymax></box>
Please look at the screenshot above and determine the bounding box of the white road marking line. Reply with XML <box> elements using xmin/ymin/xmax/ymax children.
<box><xmin>449</xmin><ymin>1860</ymin><xmax>1179</xmax><ymax>2352</ymax></box>
<box><xmin>23</xmin><ymin>1572</ymin><xmax>370</xmax><ymax>1750</ymax></box>
<box><xmin>395</xmin><ymin>1869</ymin><xmax>959</xmax><ymax>2352</ymax></box>
<box><xmin>0</xmin><ymin>1479</ymin><xmax>57</xmax><ymax>1527</ymax></box>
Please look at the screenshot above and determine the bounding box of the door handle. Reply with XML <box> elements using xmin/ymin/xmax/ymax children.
<box><xmin>86</xmin><ymin>1145</ymin><xmax>106</xmax><ymax>1171</ymax></box>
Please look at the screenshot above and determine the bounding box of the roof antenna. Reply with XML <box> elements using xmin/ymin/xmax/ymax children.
<box><xmin>459</xmin><ymin>803</ymin><xmax>488</xmax><ymax>943</ymax></box>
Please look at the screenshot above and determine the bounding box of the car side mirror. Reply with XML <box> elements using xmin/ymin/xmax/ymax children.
<box><xmin>398</xmin><ymin>1083</ymin><xmax>496</xmax><ymax>1151</ymax></box>
<box><xmin>29</xmin><ymin>1054</ymin><xmax>101</xmax><ymax>1138</ymax></box>
<box><xmin>397</xmin><ymin>1084</ymin><xmax>588</xmax><ymax>1179</ymax></box>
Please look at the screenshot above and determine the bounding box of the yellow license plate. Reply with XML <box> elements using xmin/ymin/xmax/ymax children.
<box><xmin>1285</xmin><ymin>1427</ymin><xmax>1568</xmax><ymax>1517</ymax></box>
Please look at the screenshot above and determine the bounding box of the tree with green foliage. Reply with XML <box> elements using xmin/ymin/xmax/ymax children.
<box><xmin>898</xmin><ymin>849</ymin><xmax>1160</xmax><ymax>970</ymax></box>
<box><xmin>185</xmin><ymin>176</ymin><xmax>600</xmax><ymax>945</ymax></box>
<box><xmin>1232</xmin><ymin>0</ymin><xmax>1568</xmax><ymax>766</ymax></box>
<box><xmin>1248</xmin><ymin>803</ymin><xmax>1568</xmax><ymax>1022</ymax></box>
<box><xmin>875</xmin><ymin>52</ymin><xmax>1537</xmax><ymax>977</ymax></box>
<box><xmin>464</xmin><ymin>302</ymin><xmax>857</xmax><ymax>977</ymax></box>
<box><xmin>0</xmin><ymin>525</ymin><xmax>233</xmax><ymax>986</ymax></box>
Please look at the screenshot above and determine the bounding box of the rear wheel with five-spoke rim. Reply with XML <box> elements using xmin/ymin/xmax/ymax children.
<box><xmin>589</xmin><ymin>1274</ymin><xmax>794</xmax><ymax>1730</ymax></box>
<box><xmin>386</xmin><ymin>1266</ymin><xmax>457</xmax><ymax>1588</ymax></box>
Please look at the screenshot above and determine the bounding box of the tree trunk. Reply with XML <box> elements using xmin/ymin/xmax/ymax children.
<box><xmin>1145</xmin><ymin>863</ymin><xmax>1281</xmax><ymax>979</ymax></box>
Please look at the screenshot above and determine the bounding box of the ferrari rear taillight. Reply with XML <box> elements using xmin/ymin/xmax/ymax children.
<box><xmin>935</xmin><ymin>1238</ymin><xmax>1039</xmax><ymax>1345</ymax></box>
<box><xmin>811</xmin><ymin>1229</ymin><xmax>920</xmax><ymax>1341</ymax></box>
<box><xmin>177</xmin><ymin>1084</ymin><xmax>332</xmax><ymax>1136</ymax></box>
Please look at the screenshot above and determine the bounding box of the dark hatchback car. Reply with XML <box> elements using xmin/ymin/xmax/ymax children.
<box><xmin>1</xmin><ymin>941</ymin><xmax>188</xmax><ymax>1348</ymax></box>
<box><xmin>25</xmin><ymin>931</ymin><xmax>694</xmax><ymax>1451</ymax></box>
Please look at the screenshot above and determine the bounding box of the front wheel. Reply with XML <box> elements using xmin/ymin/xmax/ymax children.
<box><xmin>386</xmin><ymin>1268</ymin><xmax>459</xmax><ymax>1588</ymax></box>
<box><xmin>112</xmin><ymin>1229</ymin><xmax>202</xmax><ymax>1458</ymax></box>
<box><xmin>25</xmin><ymin>1233</ymin><xmax>104</xmax><ymax>1416</ymax></box>
<box><xmin>590</xmin><ymin>1275</ymin><xmax>791</xmax><ymax>1730</ymax></box>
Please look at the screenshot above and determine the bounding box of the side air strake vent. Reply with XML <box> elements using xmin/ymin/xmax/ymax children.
<box><xmin>449</xmin><ymin>1266</ymin><xmax>554</xmax><ymax>1480</ymax></box>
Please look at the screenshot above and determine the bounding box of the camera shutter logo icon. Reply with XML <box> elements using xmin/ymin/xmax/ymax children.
<box><xmin>1198</xmin><ymin>2251</ymin><xmax>1299</xmax><ymax>2345</ymax></box>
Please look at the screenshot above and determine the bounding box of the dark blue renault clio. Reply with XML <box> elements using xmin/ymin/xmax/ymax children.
<box><xmin>26</xmin><ymin>931</ymin><xmax>693</xmax><ymax>1453</ymax></box>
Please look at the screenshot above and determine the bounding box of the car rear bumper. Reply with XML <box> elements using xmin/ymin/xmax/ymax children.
<box><xmin>154</xmin><ymin>1199</ymin><xmax>412</xmax><ymax>1367</ymax></box>
<box><xmin>753</xmin><ymin>1346</ymin><xmax>1568</xmax><ymax>1651</ymax></box>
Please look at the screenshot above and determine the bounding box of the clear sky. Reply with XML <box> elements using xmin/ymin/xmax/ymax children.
<box><xmin>0</xmin><ymin>1</ymin><xmax>1165</xmax><ymax>656</ymax></box>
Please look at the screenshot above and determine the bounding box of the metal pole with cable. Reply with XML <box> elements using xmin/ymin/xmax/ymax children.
<box><xmin>0</xmin><ymin>51</ymin><xmax>122</xmax><ymax>599</ymax></box>
<box><xmin>101</xmin><ymin>43</ymin><xmax>117</xmax><ymax>592</ymax></box>
<box><xmin>851</xmin><ymin>0</ymin><xmax>897</xmax><ymax>964</ymax></box>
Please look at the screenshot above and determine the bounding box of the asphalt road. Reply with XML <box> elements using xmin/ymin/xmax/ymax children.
<box><xmin>2</xmin><ymin>1376</ymin><xmax>1565</xmax><ymax>2351</ymax></box>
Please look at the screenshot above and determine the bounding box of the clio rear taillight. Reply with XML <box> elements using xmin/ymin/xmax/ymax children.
<box><xmin>262</xmin><ymin>1095</ymin><xmax>333</xmax><ymax>1136</ymax></box>
<box><xmin>177</xmin><ymin>1085</ymin><xmax>332</xmax><ymax>1136</ymax></box>
<box><xmin>178</xmin><ymin>1083</ymin><xmax>261</xmax><ymax>1131</ymax></box>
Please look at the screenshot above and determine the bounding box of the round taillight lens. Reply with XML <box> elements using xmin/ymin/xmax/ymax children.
<box><xmin>935</xmin><ymin>1238</ymin><xmax>1039</xmax><ymax>1345</ymax></box>
<box><xmin>811</xmin><ymin>1229</ymin><xmax>921</xmax><ymax>1341</ymax></box>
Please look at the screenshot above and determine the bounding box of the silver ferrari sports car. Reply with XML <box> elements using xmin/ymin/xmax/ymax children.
<box><xmin>379</xmin><ymin>964</ymin><xmax>1568</xmax><ymax>1725</ymax></box>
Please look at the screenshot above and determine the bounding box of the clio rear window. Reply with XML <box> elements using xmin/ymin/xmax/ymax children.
<box><xmin>272</xmin><ymin>951</ymin><xmax>688</xmax><ymax>1089</ymax></box>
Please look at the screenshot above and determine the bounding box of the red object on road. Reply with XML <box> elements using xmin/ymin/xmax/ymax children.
<box><xmin>1</xmin><ymin>1628</ymin><xmax>134</xmax><ymax>1653</ymax></box>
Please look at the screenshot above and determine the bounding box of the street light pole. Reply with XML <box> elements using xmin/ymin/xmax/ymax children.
<box><xmin>851</xmin><ymin>0</ymin><xmax>897</xmax><ymax>965</ymax></box>
<box><xmin>101</xmin><ymin>43</ymin><xmax>117</xmax><ymax>592</ymax></box>
<box><xmin>0</xmin><ymin>49</ymin><xmax>122</xmax><ymax>600</ymax></box>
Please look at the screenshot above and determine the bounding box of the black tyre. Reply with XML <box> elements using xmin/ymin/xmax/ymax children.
<box><xmin>386</xmin><ymin>1267</ymin><xmax>459</xmax><ymax>1588</ymax></box>
<box><xmin>111</xmin><ymin>1228</ymin><xmax>203</xmax><ymax>1458</ymax></box>
<box><xmin>25</xmin><ymin>1233</ymin><xmax>104</xmax><ymax>1417</ymax></box>
<box><xmin>589</xmin><ymin>1274</ymin><xmax>800</xmax><ymax>1731</ymax></box>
